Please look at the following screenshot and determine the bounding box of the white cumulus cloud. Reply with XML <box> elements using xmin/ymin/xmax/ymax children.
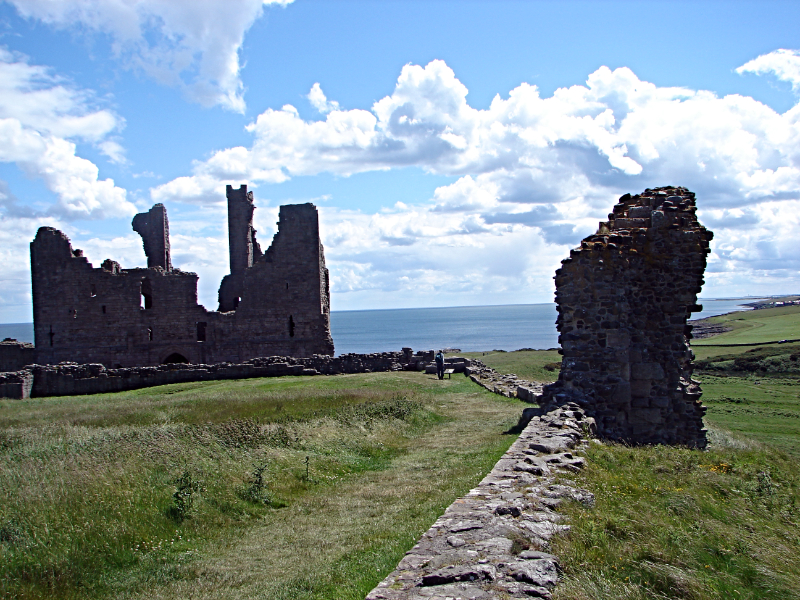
<box><xmin>737</xmin><ymin>49</ymin><xmax>800</xmax><ymax>93</ymax></box>
<box><xmin>151</xmin><ymin>52</ymin><xmax>800</xmax><ymax>306</ymax></box>
<box><xmin>8</xmin><ymin>0</ymin><xmax>294</xmax><ymax>113</ymax></box>
<box><xmin>0</xmin><ymin>49</ymin><xmax>134</xmax><ymax>220</ymax></box>
<box><xmin>307</xmin><ymin>83</ymin><xmax>340</xmax><ymax>114</ymax></box>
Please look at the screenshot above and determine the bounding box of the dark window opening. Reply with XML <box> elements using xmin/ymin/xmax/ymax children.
<box><xmin>288</xmin><ymin>315</ymin><xmax>295</xmax><ymax>338</ymax></box>
<box><xmin>163</xmin><ymin>353</ymin><xmax>189</xmax><ymax>364</ymax></box>
<box><xmin>102</xmin><ymin>305</ymin><xmax>106</xmax><ymax>314</ymax></box>
<box><xmin>196</xmin><ymin>321</ymin><xmax>207</xmax><ymax>342</ymax></box>
<box><xmin>72</xmin><ymin>309</ymin><xmax>77</xmax><ymax>319</ymax></box>
<box><xmin>286</xmin><ymin>282</ymin><xmax>289</xmax><ymax>290</ymax></box>
<box><xmin>147</xmin><ymin>327</ymin><xmax>153</xmax><ymax>341</ymax></box>
<box><xmin>90</xmin><ymin>284</ymin><xmax>97</xmax><ymax>298</ymax></box>
<box><xmin>48</xmin><ymin>325</ymin><xmax>54</xmax><ymax>347</ymax></box>
<box><xmin>233</xmin><ymin>296</ymin><xmax>240</xmax><ymax>309</ymax></box>
<box><xmin>141</xmin><ymin>278</ymin><xmax>153</xmax><ymax>310</ymax></box>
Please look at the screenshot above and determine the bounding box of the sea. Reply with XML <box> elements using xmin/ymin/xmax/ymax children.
<box><xmin>0</xmin><ymin>298</ymin><xmax>755</xmax><ymax>356</ymax></box>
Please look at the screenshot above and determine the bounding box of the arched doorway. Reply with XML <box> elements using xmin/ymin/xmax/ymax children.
<box><xmin>162</xmin><ymin>352</ymin><xmax>189</xmax><ymax>364</ymax></box>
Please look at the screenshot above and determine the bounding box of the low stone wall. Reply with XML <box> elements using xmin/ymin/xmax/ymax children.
<box><xmin>0</xmin><ymin>370</ymin><xmax>33</xmax><ymax>401</ymax></box>
<box><xmin>422</xmin><ymin>357</ymin><xmax>470</xmax><ymax>375</ymax></box>
<box><xmin>0</xmin><ymin>350</ymin><xmax>442</xmax><ymax>399</ymax></box>
<box><xmin>366</xmin><ymin>402</ymin><xmax>594</xmax><ymax>600</ymax></box>
<box><xmin>465</xmin><ymin>360</ymin><xmax>547</xmax><ymax>403</ymax></box>
<box><xmin>0</xmin><ymin>340</ymin><xmax>35</xmax><ymax>372</ymax></box>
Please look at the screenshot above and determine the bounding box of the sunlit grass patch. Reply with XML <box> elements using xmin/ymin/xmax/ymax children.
<box><xmin>551</xmin><ymin>438</ymin><xmax>800</xmax><ymax>600</ymax></box>
<box><xmin>0</xmin><ymin>371</ymin><xmax>523</xmax><ymax>599</ymax></box>
<box><xmin>460</xmin><ymin>348</ymin><xmax>560</xmax><ymax>382</ymax></box>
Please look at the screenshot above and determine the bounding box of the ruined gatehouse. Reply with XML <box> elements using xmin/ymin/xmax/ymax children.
<box><xmin>540</xmin><ymin>187</ymin><xmax>711</xmax><ymax>448</ymax></box>
<box><xmin>30</xmin><ymin>185</ymin><xmax>334</xmax><ymax>367</ymax></box>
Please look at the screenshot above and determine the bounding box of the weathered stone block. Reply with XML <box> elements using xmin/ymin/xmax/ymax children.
<box><xmin>605</xmin><ymin>330</ymin><xmax>631</xmax><ymax>349</ymax></box>
<box><xmin>631</xmin><ymin>408</ymin><xmax>661</xmax><ymax>424</ymax></box>
<box><xmin>631</xmin><ymin>362</ymin><xmax>665</xmax><ymax>380</ymax></box>
<box><xmin>630</xmin><ymin>379</ymin><xmax>652</xmax><ymax>397</ymax></box>
<box><xmin>610</xmin><ymin>381</ymin><xmax>631</xmax><ymax>403</ymax></box>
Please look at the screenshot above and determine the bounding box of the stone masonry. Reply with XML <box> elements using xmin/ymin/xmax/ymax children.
<box><xmin>0</xmin><ymin>339</ymin><xmax>35</xmax><ymax>372</ymax></box>
<box><xmin>218</xmin><ymin>184</ymin><xmax>262</xmax><ymax>312</ymax></box>
<box><xmin>131</xmin><ymin>203</ymin><xmax>172</xmax><ymax>270</ymax></box>
<box><xmin>540</xmin><ymin>186</ymin><xmax>711</xmax><ymax>447</ymax></box>
<box><xmin>366</xmin><ymin>403</ymin><xmax>594</xmax><ymax>600</ymax></box>
<box><xmin>29</xmin><ymin>185</ymin><xmax>333</xmax><ymax>368</ymax></box>
<box><xmin>0</xmin><ymin>349</ymin><xmax>441</xmax><ymax>399</ymax></box>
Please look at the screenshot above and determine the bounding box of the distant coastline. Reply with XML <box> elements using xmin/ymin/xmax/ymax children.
<box><xmin>2</xmin><ymin>297</ymin><xmax>777</xmax><ymax>356</ymax></box>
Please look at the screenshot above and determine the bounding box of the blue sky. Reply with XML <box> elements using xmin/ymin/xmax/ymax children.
<box><xmin>1</xmin><ymin>0</ymin><xmax>799</xmax><ymax>322</ymax></box>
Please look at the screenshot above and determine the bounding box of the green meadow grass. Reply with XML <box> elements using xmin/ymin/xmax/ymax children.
<box><xmin>692</xmin><ymin>305</ymin><xmax>800</xmax><ymax>347</ymax></box>
<box><xmin>0</xmin><ymin>372</ymin><xmax>525</xmax><ymax>600</ymax></box>
<box><xmin>460</xmin><ymin>348</ymin><xmax>561</xmax><ymax>382</ymax></box>
<box><xmin>551</xmin><ymin>436</ymin><xmax>800</xmax><ymax>600</ymax></box>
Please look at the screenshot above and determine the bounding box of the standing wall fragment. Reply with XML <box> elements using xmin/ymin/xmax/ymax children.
<box><xmin>541</xmin><ymin>186</ymin><xmax>711</xmax><ymax>447</ymax></box>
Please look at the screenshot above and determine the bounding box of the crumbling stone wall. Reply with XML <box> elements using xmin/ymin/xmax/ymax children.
<box><xmin>131</xmin><ymin>203</ymin><xmax>172</xmax><ymax>270</ymax></box>
<box><xmin>218</xmin><ymin>184</ymin><xmax>262</xmax><ymax>312</ymax></box>
<box><xmin>0</xmin><ymin>349</ymin><xmax>442</xmax><ymax>399</ymax></box>
<box><xmin>30</xmin><ymin>185</ymin><xmax>333</xmax><ymax>368</ymax></box>
<box><xmin>0</xmin><ymin>339</ymin><xmax>35</xmax><ymax>372</ymax></box>
<box><xmin>541</xmin><ymin>187</ymin><xmax>711</xmax><ymax>448</ymax></box>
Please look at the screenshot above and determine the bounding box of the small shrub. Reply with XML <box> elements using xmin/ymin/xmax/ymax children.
<box><xmin>0</xmin><ymin>518</ymin><xmax>22</xmax><ymax>544</ymax></box>
<box><xmin>167</xmin><ymin>470</ymin><xmax>205</xmax><ymax>522</ymax></box>
<box><xmin>240</xmin><ymin>464</ymin><xmax>272</xmax><ymax>505</ymax></box>
<box><xmin>265</xmin><ymin>424</ymin><xmax>298</xmax><ymax>447</ymax></box>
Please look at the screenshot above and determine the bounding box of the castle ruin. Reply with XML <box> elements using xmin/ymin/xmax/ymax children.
<box><xmin>29</xmin><ymin>185</ymin><xmax>334</xmax><ymax>367</ymax></box>
<box><xmin>540</xmin><ymin>186</ymin><xmax>711</xmax><ymax>448</ymax></box>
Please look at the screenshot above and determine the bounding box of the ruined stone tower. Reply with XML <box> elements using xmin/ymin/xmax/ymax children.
<box><xmin>541</xmin><ymin>186</ymin><xmax>711</xmax><ymax>448</ymax></box>
<box><xmin>30</xmin><ymin>186</ymin><xmax>333</xmax><ymax>367</ymax></box>
<box><xmin>218</xmin><ymin>185</ymin><xmax>261</xmax><ymax>311</ymax></box>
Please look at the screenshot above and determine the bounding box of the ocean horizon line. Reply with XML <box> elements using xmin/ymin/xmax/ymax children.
<box><xmin>0</xmin><ymin>295</ymin><xmax>781</xmax><ymax>326</ymax></box>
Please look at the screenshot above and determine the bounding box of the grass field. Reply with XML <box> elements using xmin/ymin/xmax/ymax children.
<box><xmin>460</xmin><ymin>348</ymin><xmax>561</xmax><ymax>382</ymax></box>
<box><xmin>692</xmin><ymin>305</ymin><xmax>800</xmax><ymax>348</ymax></box>
<box><xmin>0</xmin><ymin>372</ymin><xmax>525</xmax><ymax>600</ymax></box>
<box><xmin>3</xmin><ymin>306</ymin><xmax>800</xmax><ymax>600</ymax></box>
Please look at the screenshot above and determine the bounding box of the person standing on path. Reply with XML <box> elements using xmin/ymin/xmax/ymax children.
<box><xmin>435</xmin><ymin>350</ymin><xmax>445</xmax><ymax>380</ymax></box>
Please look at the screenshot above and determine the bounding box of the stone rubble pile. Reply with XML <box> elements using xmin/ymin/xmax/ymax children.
<box><xmin>464</xmin><ymin>360</ymin><xmax>547</xmax><ymax>403</ymax></box>
<box><xmin>0</xmin><ymin>369</ymin><xmax>33</xmax><ymax>400</ymax></box>
<box><xmin>366</xmin><ymin>404</ymin><xmax>594</xmax><ymax>600</ymax></box>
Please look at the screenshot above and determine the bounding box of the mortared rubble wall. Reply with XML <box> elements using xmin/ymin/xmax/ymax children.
<box><xmin>540</xmin><ymin>186</ymin><xmax>711</xmax><ymax>448</ymax></box>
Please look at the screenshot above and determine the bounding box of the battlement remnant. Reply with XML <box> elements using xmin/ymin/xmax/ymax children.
<box><xmin>29</xmin><ymin>186</ymin><xmax>333</xmax><ymax>368</ymax></box>
<box><xmin>540</xmin><ymin>186</ymin><xmax>711</xmax><ymax>448</ymax></box>
<box><xmin>132</xmin><ymin>203</ymin><xmax>172</xmax><ymax>270</ymax></box>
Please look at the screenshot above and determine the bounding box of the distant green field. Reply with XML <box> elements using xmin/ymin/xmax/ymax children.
<box><xmin>459</xmin><ymin>349</ymin><xmax>560</xmax><ymax>382</ymax></box>
<box><xmin>692</xmin><ymin>304</ymin><xmax>800</xmax><ymax>347</ymax></box>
